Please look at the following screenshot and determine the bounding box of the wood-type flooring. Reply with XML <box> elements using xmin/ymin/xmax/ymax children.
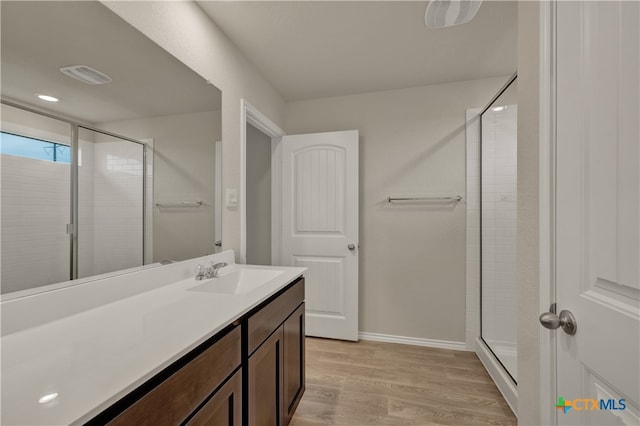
<box><xmin>290</xmin><ymin>338</ymin><xmax>517</xmax><ymax>426</ymax></box>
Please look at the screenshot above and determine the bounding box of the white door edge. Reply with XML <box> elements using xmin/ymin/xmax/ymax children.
<box><xmin>239</xmin><ymin>99</ymin><xmax>285</xmax><ymax>264</ymax></box>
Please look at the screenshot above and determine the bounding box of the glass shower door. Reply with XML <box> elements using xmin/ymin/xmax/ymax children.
<box><xmin>480</xmin><ymin>78</ymin><xmax>518</xmax><ymax>382</ymax></box>
<box><xmin>0</xmin><ymin>105</ymin><xmax>72</xmax><ymax>293</ymax></box>
<box><xmin>77</xmin><ymin>127</ymin><xmax>144</xmax><ymax>278</ymax></box>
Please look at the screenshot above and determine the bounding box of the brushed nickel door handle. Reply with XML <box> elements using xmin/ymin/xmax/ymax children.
<box><xmin>539</xmin><ymin>309</ymin><xmax>577</xmax><ymax>335</ymax></box>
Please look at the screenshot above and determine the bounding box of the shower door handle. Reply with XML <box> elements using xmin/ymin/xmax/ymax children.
<box><xmin>539</xmin><ymin>307</ymin><xmax>577</xmax><ymax>335</ymax></box>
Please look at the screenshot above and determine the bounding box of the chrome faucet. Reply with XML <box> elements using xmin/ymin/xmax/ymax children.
<box><xmin>195</xmin><ymin>264</ymin><xmax>207</xmax><ymax>281</ymax></box>
<box><xmin>195</xmin><ymin>262</ymin><xmax>228</xmax><ymax>280</ymax></box>
<box><xmin>207</xmin><ymin>262</ymin><xmax>227</xmax><ymax>278</ymax></box>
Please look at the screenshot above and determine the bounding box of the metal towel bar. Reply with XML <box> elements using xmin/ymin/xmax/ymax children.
<box><xmin>154</xmin><ymin>201</ymin><xmax>203</xmax><ymax>208</ymax></box>
<box><xmin>387</xmin><ymin>196</ymin><xmax>462</xmax><ymax>203</ymax></box>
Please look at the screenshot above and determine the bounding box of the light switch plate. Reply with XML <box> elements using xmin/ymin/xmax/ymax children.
<box><xmin>225</xmin><ymin>188</ymin><xmax>238</xmax><ymax>208</ymax></box>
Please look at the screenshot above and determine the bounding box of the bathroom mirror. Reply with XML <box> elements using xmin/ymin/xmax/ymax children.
<box><xmin>0</xmin><ymin>1</ymin><xmax>222</xmax><ymax>295</ymax></box>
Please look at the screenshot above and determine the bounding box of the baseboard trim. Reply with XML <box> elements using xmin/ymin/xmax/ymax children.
<box><xmin>475</xmin><ymin>337</ymin><xmax>517</xmax><ymax>415</ymax></box>
<box><xmin>358</xmin><ymin>332</ymin><xmax>469</xmax><ymax>352</ymax></box>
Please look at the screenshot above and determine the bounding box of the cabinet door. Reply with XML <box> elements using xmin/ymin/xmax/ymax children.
<box><xmin>186</xmin><ymin>370</ymin><xmax>242</xmax><ymax>426</ymax></box>
<box><xmin>248</xmin><ymin>327</ymin><xmax>284</xmax><ymax>426</ymax></box>
<box><xmin>283</xmin><ymin>303</ymin><xmax>305</xmax><ymax>426</ymax></box>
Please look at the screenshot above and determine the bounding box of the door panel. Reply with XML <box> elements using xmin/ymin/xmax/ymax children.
<box><xmin>292</xmin><ymin>257</ymin><xmax>344</xmax><ymax>316</ymax></box>
<box><xmin>281</xmin><ymin>130</ymin><xmax>359</xmax><ymax>341</ymax></box>
<box><xmin>555</xmin><ymin>2</ymin><xmax>640</xmax><ymax>424</ymax></box>
<box><xmin>294</xmin><ymin>147</ymin><xmax>345</xmax><ymax>233</ymax></box>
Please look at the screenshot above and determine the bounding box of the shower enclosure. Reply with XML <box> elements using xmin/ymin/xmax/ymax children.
<box><xmin>480</xmin><ymin>76</ymin><xmax>518</xmax><ymax>383</ymax></box>
<box><xmin>0</xmin><ymin>102</ymin><xmax>149</xmax><ymax>294</ymax></box>
<box><xmin>465</xmin><ymin>74</ymin><xmax>518</xmax><ymax>412</ymax></box>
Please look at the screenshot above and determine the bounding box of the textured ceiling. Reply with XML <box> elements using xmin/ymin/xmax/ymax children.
<box><xmin>197</xmin><ymin>1</ymin><xmax>517</xmax><ymax>101</ymax></box>
<box><xmin>1</xmin><ymin>1</ymin><xmax>221</xmax><ymax>124</ymax></box>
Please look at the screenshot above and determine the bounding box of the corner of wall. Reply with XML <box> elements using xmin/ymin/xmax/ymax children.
<box><xmin>516</xmin><ymin>1</ymin><xmax>542</xmax><ymax>424</ymax></box>
<box><xmin>465</xmin><ymin>108</ymin><xmax>481</xmax><ymax>349</ymax></box>
<box><xmin>100</xmin><ymin>0</ymin><xmax>287</xmax><ymax>258</ymax></box>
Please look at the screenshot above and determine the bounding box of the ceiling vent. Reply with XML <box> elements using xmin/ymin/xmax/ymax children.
<box><xmin>59</xmin><ymin>65</ymin><xmax>112</xmax><ymax>85</ymax></box>
<box><xmin>425</xmin><ymin>0</ymin><xmax>482</xmax><ymax>28</ymax></box>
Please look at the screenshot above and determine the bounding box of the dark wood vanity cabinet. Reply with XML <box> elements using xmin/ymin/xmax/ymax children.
<box><xmin>246</xmin><ymin>278</ymin><xmax>305</xmax><ymax>426</ymax></box>
<box><xmin>105</xmin><ymin>326</ymin><xmax>242</xmax><ymax>426</ymax></box>
<box><xmin>92</xmin><ymin>277</ymin><xmax>304</xmax><ymax>426</ymax></box>
<box><xmin>283</xmin><ymin>303</ymin><xmax>305</xmax><ymax>425</ymax></box>
<box><xmin>185</xmin><ymin>370</ymin><xmax>242</xmax><ymax>426</ymax></box>
<box><xmin>248</xmin><ymin>326</ymin><xmax>284</xmax><ymax>426</ymax></box>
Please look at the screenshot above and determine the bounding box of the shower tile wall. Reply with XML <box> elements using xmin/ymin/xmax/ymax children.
<box><xmin>78</xmin><ymin>139</ymin><xmax>96</xmax><ymax>279</ymax></box>
<box><xmin>481</xmin><ymin>105</ymin><xmax>518</xmax><ymax>378</ymax></box>
<box><xmin>0</xmin><ymin>154</ymin><xmax>71</xmax><ymax>293</ymax></box>
<box><xmin>1</xmin><ymin>106</ymin><xmax>144</xmax><ymax>293</ymax></box>
<box><xmin>88</xmin><ymin>139</ymin><xmax>143</xmax><ymax>277</ymax></box>
<box><xmin>0</xmin><ymin>140</ymin><xmax>142</xmax><ymax>293</ymax></box>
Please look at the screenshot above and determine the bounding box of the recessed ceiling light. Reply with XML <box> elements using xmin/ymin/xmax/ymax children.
<box><xmin>492</xmin><ymin>106</ymin><xmax>505</xmax><ymax>112</ymax></box>
<box><xmin>36</xmin><ymin>94</ymin><xmax>59</xmax><ymax>103</ymax></box>
<box><xmin>38</xmin><ymin>392</ymin><xmax>59</xmax><ymax>404</ymax></box>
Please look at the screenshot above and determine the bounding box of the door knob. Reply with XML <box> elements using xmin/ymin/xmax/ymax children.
<box><xmin>539</xmin><ymin>309</ymin><xmax>577</xmax><ymax>335</ymax></box>
<box><xmin>347</xmin><ymin>244</ymin><xmax>356</xmax><ymax>251</ymax></box>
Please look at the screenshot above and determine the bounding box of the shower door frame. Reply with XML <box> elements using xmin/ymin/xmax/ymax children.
<box><xmin>478</xmin><ymin>73</ymin><xmax>519</xmax><ymax>385</ymax></box>
<box><xmin>0</xmin><ymin>98</ymin><xmax>149</xmax><ymax>280</ymax></box>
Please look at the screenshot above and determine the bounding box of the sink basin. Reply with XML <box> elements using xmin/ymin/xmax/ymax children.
<box><xmin>189</xmin><ymin>268</ymin><xmax>283</xmax><ymax>295</ymax></box>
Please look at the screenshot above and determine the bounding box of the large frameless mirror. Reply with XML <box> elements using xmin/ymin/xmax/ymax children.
<box><xmin>1</xmin><ymin>1</ymin><xmax>222</xmax><ymax>295</ymax></box>
<box><xmin>480</xmin><ymin>76</ymin><xmax>518</xmax><ymax>382</ymax></box>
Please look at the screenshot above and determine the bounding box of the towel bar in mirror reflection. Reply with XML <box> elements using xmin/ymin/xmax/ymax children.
<box><xmin>387</xmin><ymin>196</ymin><xmax>463</xmax><ymax>203</ymax></box>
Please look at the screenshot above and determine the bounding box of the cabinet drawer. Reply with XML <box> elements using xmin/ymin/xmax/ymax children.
<box><xmin>109</xmin><ymin>326</ymin><xmax>241</xmax><ymax>426</ymax></box>
<box><xmin>247</xmin><ymin>278</ymin><xmax>304</xmax><ymax>355</ymax></box>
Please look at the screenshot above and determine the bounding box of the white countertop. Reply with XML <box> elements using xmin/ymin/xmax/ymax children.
<box><xmin>1</xmin><ymin>253</ymin><xmax>305</xmax><ymax>425</ymax></box>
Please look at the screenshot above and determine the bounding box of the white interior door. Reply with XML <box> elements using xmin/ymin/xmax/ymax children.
<box><xmin>553</xmin><ymin>2</ymin><xmax>639</xmax><ymax>424</ymax></box>
<box><xmin>281</xmin><ymin>130</ymin><xmax>359</xmax><ymax>341</ymax></box>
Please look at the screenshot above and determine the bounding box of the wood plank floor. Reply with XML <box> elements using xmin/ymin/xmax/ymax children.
<box><xmin>290</xmin><ymin>338</ymin><xmax>516</xmax><ymax>426</ymax></box>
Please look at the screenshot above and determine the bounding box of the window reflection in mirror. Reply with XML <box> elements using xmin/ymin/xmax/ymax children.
<box><xmin>0</xmin><ymin>1</ymin><xmax>222</xmax><ymax>295</ymax></box>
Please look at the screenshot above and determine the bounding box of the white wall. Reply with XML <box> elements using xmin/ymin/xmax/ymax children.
<box><xmin>284</xmin><ymin>77</ymin><xmax>507</xmax><ymax>343</ymax></box>
<box><xmin>517</xmin><ymin>1</ymin><xmax>542</xmax><ymax>423</ymax></box>
<box><xmin>245</xmin><ymin>123</ymin><xmax>271</xmax><ymax>265</ymax></box>
<box><xmin>466</xmin><ymin>110</ymin><xmax>481</xmax><ymax>348</ymax></box>
<box><xmin>98</xmin><ymin>110</ymin><xmax>221</xmax><ymax>262</ymax></box>
<box><xmin>102</xmin><ymin>1</ymin><xmax>286</xmax><ymax>260</ymax></box>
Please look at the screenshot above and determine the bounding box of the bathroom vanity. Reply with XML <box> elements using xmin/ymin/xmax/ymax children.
<box><xmin>0</xmin><ymin>251</ymin><xmax>306</xmax><ymax>426</ymax></box>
